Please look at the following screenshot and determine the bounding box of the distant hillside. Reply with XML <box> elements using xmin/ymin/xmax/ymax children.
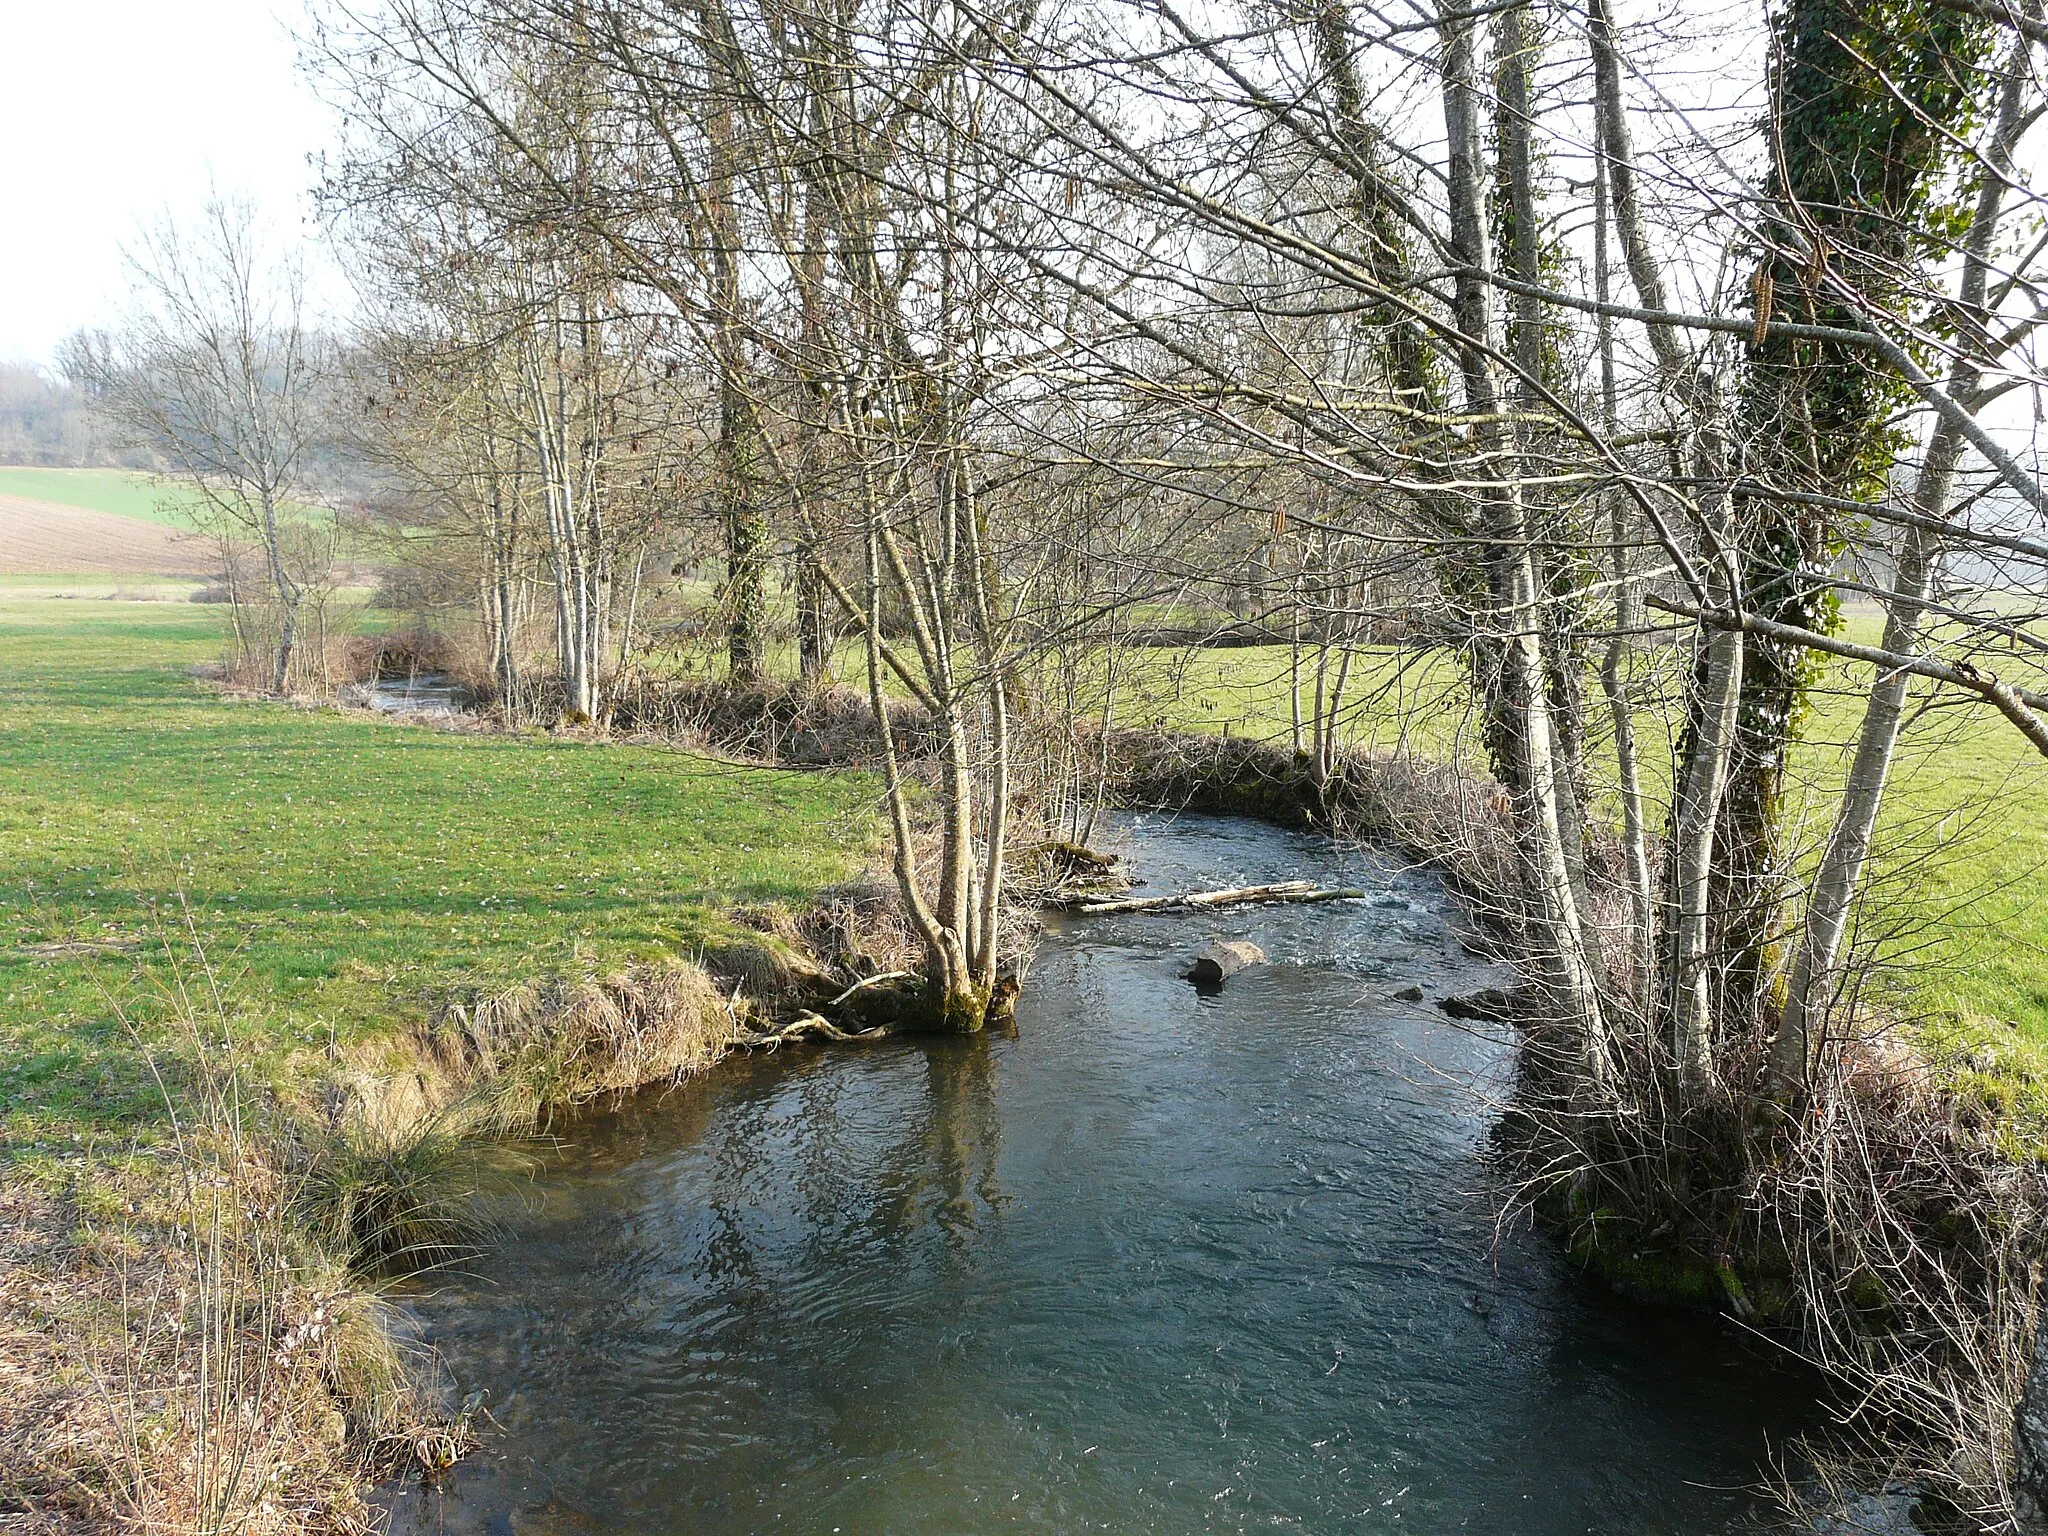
<box><xmin>0</xmin><ymin>363</ymin><xmax>142</xmax><ymax>469</ymax></box>
<box><xmin>0</xmin><ymin>467</ymin><xmax>208</xmax><ymax>527</ymax></box>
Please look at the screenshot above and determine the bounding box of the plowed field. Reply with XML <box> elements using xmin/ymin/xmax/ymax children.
<box><xmin>0</xmin><ymin>492</ymin><xmax>213</xmax><ymax>575</ymax></box>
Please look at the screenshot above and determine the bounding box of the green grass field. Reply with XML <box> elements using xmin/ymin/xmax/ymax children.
<box><xmin>0</xmin><ymin>467</ymin><xmax>208</xmax><ymax>527</ymax></box>
<box><xmin>4</xmin><ymin>581</ymin><xmax>2041</xmax><ymax>1148</ymax></box>
<box><xmin>0</xmin><ymin>464</ymin><xmax>343</xmax><ymax>549</ymax></box>
<box><xmin>0</xmin><ymin>596</ymin><xmax>881</xmax><ymax>1149</ymax></box>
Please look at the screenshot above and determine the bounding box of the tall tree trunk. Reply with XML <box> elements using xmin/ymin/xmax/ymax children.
<box><xmin>1441</xmin><ymin>4</ymin><xmax>1610</xmax><ymax>1080</ymax></box>
<box><xmin>1773</xmin><ymin>38</ymin><xmax>2030</xmax><ymax>1096</ymax></box>
<box><xmin>703</xmin><ymin>4</ymin><xmax>769</xmax><ymax>686</ymax></box>
<box><xmin>1715</xmin><ymin>0</ymin><xmax>1993</xmax><ymax>1029</ymax></box>
<box><xmin>1590</xmin><ymin>69</ymin><xmax>1655</xmax><ymax>997</ymax></box>
<box><xmin>1587</xmin><ymin>0</ymin><xmax>1684</xmax><ymax>385</ymax></box>
<box><xmin>1665</xmin><ymin>507</ymin><xmax>1745</xmax><ymax>1094</ymax></box>
<box><xmin>257</xmin><ymin>485</ymin><xmax>299</xmax><ymax>692</ymax></box>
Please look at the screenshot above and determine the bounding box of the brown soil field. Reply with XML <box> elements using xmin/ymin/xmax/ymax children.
<box><xmin>0</xmin><ymin>493</ymin><xmax>215</xmax><ymax>576</ymax></box>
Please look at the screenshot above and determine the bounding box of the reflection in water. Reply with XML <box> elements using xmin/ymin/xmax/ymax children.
<box><xmin>879</xmin><ymin>1039</ymin><xmax>1006</xmax><ymax>1245</ymax></box>
<box><xmin>387</xmin><ymin>813</ymin><xmax>1819</xmax><ymax>1536</ymax></box>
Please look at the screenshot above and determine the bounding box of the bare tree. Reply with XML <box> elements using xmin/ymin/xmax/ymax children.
<box><xmin>66</xmin><ymin>198</ymin><xmax>329</xmax><ymax>692</ymax></box>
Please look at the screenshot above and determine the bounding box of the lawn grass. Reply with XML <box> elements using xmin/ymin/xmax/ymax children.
<box><xmin>0</xmin><ymin>595</ymin><xmax>881</xmax><ymax>1152</ymax></box>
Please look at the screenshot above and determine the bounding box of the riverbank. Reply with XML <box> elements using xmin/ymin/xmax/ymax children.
<box><xmin>0</xmin><ymin>595</ymin><xmax>897</xmax><ymax>1529</ymax></box>
<box><xmin>8</xmin><ymin>590</ymin><xmax>2042</xmax><ymax>1528</ymax></box>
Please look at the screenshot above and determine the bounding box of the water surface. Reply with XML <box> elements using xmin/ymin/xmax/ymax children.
<box><xmin>391</xmin><ymin>813</ymin><xmax>1816</xmax><ymax>1534</ymax></box>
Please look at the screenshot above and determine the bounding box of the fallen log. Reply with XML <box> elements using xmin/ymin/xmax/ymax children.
<box><xmin>1184</xmin><ymin>939</ymin><xmax>1267</xmax><ymax>989</ymax></box>
<box><xmin>1072</xmin><ymin>881</ymin><xmax>1367</xmax><ymax>915</ymax></box>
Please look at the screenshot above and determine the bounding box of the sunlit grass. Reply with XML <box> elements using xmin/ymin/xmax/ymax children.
<box><xmin>0</xmin><ymin>596</ymin><xmax>881</xmax><ymax>1147</ymax></box>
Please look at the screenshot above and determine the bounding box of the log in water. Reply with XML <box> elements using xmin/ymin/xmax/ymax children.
<box><xmin>385</xmin><ymin>813</ymin><xmax>1818</xmax><ymax>1535</ymax></box>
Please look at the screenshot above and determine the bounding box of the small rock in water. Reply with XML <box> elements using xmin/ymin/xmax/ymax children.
<box><xmin>1184</xmin><ymin>940</ymin><xmax>1266</xmax><ymax>991</ymax></box>
<box><xmin>1809</xmin><ymin>1486</ymin><xmax>1921</xmax><ymax>1535</ymax></box>
<box><xmin>1437</xmin><ymin>986</ymin><xmax>1521</xmax><ymax>1022</ymax></box>
<box><xmin>1391</xmin><ymin>985</ymin><xmax>1425</xmax><ymax>1003</ymax></box>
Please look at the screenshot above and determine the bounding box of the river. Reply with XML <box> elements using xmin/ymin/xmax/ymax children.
<box><xmin>387</xmin><ymin>811</ymin><xmax>1819</xmax><ymax>1534</ymax></box>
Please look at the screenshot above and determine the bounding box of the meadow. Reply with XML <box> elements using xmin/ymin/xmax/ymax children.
<box><xmin>0</xmin><ymin>594</ymin><xmax>882</xmax><ymax>1152</ymax></box>
<box><xmin>0</xmin><ymin>467</ymin><xmax>207</xmax><ymax>527</ymax></box>
<box><xmin>3</xmin><ymin>572</ymin><xmax>2043</xmax><ymax>1153</ymax></box>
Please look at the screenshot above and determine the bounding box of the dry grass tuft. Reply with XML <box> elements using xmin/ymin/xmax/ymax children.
<box><xmin>414</xmin><ymin>958</ymin><xmax>741</xmax><ymax>1113</ymax></box>
<box><xmin>2</xmin><ymin>1050</ymin><xmax>466</xmax><ymax>1534</ymax></box>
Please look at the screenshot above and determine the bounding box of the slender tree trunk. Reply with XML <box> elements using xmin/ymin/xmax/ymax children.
<box><xmin>1289</xmin><ymin>557</ymin><xmax>1305</xmax><ymax>752</ymax></box>
<box><xmin>1664</xmin><ymin>465</ymin><xmax>1745</xmax><ymax>1093</ymax></box>
<box><xmin>1587</xmin><ymin>0</ymin><xmax>1685</xmax><ymax>383</ymax></box>
<box><xmin>1773</xmin><ymin>510</ymin><xmax>1939</xmax><ymax>1087</ymax></box>
<box><xmin>490</xmin><ymin>474</ymin><xmax>521</xmax><ymax>719</ymax></box>
<box><xmin>1442</xmin><ymin>4</ymin><xmax>1610</xmax><ymax>1078</ymax></box>
<box><xmin>1591</xmin><ymin>114</ymin><xmax>1655</xmax><ymax>997</ymax></box>
<box><xmin>1773</xmin><ymin>37</ymin><xmax>2031</xmax><ymax>1096</ymax></box>
<box><xmin>616</xmin><ymin>545</ymin><xmax>646</xmax><ymax>676</ymax></box>
<box><xmin>797</xmin><ymin>556</ymin><xmax>831</xmax><ymax>686</ymax></box>
<box><xmin>258</xmin><ymin>485</ymin><xmax>299</xmax><ymax>693</ymax></box>
<box><xmin>703</xmin><ymin>9</ymin><xmax>769</xmax><ymax>686</ymax></box>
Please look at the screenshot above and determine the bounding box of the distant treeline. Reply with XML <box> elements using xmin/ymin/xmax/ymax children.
<box><xmin>0</xmin><ymin>361</ymin><xmax>146</xmax><ymax>469</ymax></box>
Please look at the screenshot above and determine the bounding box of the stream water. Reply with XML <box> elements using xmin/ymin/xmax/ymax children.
<box><xmin>365</xmin><ymin>672</ymin><xmax>465</xmax><ymax>716</ymax></box>
<box><xmin>387</xmin><ymin>813</ymin><xmax>1821</xmax><ymax>1535</ymax></box>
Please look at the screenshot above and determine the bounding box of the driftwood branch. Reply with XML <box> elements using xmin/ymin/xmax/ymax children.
<box><xmin>736</xmin><ymin>1011</ymin><xmax>893</xmax><ymax>1047</ymax></box>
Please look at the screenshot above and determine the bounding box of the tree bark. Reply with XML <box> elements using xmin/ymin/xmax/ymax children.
<box><xmin>1773</xmin><ymin>39</ymin><xmax>2032</xmax><ymax>1096</ymax></box>
<box><xmin>1441</xmin><ymin>3</ymin><xmax>1610</xmax><ymax>1081</ymax></box>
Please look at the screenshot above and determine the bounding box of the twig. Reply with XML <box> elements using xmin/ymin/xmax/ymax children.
<box><xmin>827</xmin><ymin>969</ymin><xmax>915</xmax><ymax>1007</ymax></box>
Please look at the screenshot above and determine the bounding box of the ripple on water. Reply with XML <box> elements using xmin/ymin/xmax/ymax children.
<box><xmin>384</xmin><ymin>811</ymin><xmax>1819</xmax><ymax>1536</ymax></box>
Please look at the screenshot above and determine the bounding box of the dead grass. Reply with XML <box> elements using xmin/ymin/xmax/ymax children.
<box><xmin>409</xmin><ymin>958</ymin><xmax>739</xmax><ymax>1115</ymax></box>
<box><xmin>0</xmin><ymin>1113</ymin><xmax>461</xmax><ymax>1535</ymax></box>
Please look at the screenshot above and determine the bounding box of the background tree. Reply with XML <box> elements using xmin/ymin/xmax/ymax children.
<box><xmin>65</xmin><ymin>198</ymin><xmax>331</xmax><ymax>692</ymax></box>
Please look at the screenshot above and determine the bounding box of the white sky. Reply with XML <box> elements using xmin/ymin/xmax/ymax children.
<box><xmin>0</xmin><ymin>0</ymin><xmax>343</xmax><ymax>367</ymax></box>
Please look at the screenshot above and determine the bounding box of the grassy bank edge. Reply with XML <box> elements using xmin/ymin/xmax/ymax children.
<box><xmin>0</xmin><ymin>614</ymin><xmax>925</xmax><ymax>1531</ymax></box>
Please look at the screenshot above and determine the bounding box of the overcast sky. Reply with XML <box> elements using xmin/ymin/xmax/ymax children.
<box><xmin>1</xmin><ymin>0</ymin><xmax>342</xmax><ymax>368</ymax></box>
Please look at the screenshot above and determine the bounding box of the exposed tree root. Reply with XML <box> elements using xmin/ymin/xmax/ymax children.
<box><xmin>736</xmin><ymin>1011</ymin><xmax>894</xmax><ymax>1048</ymax></box>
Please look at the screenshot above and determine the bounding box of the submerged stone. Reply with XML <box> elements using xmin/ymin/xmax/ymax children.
<box><xmin>1436</xmin><ymin>986</ymin><xmax>1521</xmax><ymax>1022</ymax></box>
